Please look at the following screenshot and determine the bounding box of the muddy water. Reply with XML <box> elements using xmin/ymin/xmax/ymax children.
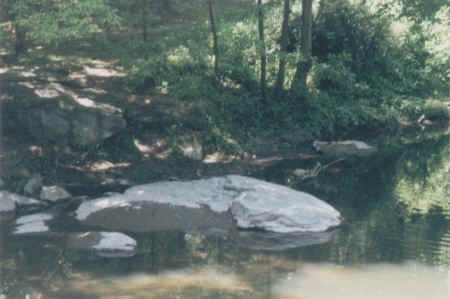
<box><xmin>1</xmin><ymin>132</ymin><xmax>449</xmax><ymax>299</ymax></box>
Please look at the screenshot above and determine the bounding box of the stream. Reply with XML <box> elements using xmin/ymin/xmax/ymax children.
<box><xmin>1</xmin><ymin>129</ymin><xmax>449</xmax><ymax>299</ymax></box>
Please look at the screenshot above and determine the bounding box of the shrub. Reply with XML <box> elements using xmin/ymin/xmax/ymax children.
<box><xmin>312</xmin><ymin>1</ymin><xmax>392</xmax><ymax>81</ymax></box>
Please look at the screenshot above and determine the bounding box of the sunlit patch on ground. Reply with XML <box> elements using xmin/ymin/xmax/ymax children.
<box><xmin>272</xmin><ymin>262</ymin><xmax>450</xmax><ymax>299</ymax></box>
<box><xmin>63</xmin><ymin>266</ymin><xmax>252</xmax><ymax>299</ymax></box>
<box><xmin>87</xmin><ymin>161</ymin><xmax>131</xmax><ymax>172</ymax></box>
<box><xmin>84</xmin><ymin>63</ymin><xmax>126</xmax><ymax>78</ymax></box>
<box><xmin>203</xmin><ymin>152</ymin><xmax>238</xmax><ymax>164</ymax></box>
<box><xmin>134</xmin><ymin>138</ymin><xmax>169</xmax><ymax>159</ymax></box>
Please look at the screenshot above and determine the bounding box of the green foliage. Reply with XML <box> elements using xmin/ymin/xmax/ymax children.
<box><xmin>313</xmin><ymin>2</ymin><xmax>393</xmax><ymax>82</ymax></box>
<box><xmin>2</xmin><ymin>0</ymin><xmax>120</xmax><ymax>45</ymax></box>
<box><xmin>423</xmin><ymin>5</ymin><xmax>450</xmax><ymax>92</ymax></box>
<box><xmin>392</xmin><ymin>96</ymin><xmax>449</xmax><ymax>120</ymax></box>
<box><xmin>106</xmin><ymin>0</ymin><xmax>450</xmax><ymax>144</ymax></box>
<box><xmin>398</xmin><ymin>0</ymin><xmax>448</xmax><ymax>21</ymax></box>
<box><xmin>311</xmin><ymin>53</ymin><xmax>358</xmax><ymax>99</ymax></box>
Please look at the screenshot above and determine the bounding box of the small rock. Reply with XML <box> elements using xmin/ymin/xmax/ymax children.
<box><xmin>1</xmin><ymin>190</ymin><xmax>42</xmax><ymax>208</ymax></box>
<box><xmin>66</xmin><ymin>232</ymin><xmax>137</xmax><ymax>258</ymax></box>
<box><xmin>313</xmin><ymin>140</ymin><xmax>376</xmax><ymax>156</ymax></box>
<box><xmin>24</xmin><ymin>174</ymin><xmax>43</xmax><ymax>196</ymax></box>
<box><xmin>40</xmin><ymin>185</ymin><xmax>71</xmax><ymax>202</ymax></box>
<box><xmin>0</xmin><ymin>191</ymin><xmax>16</xmax><ymax>217</ymax></box>
<box><xmin>13</xmin><ymin>213</ymin><xmax>53</xmax><ymax>235</ymax></box>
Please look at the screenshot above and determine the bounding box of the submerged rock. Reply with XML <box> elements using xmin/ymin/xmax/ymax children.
<box><xmin>75</xmin><ymin>175</ymin><xmax>342</xmax><ymax>234</ymax></box>
<box><xmin>313</xmin><ymin>140</ymin><xmax>377</xmax><ymax>156</ymax></box>
<box><xmin>66</xmin><ymin>232</ymin><xmax>137</xmax><ymax>258</ymax></box>
<box><xmin>235</xmin><ymin>230</ymin><xmax>337</xmax><ymax>251</ymax></box>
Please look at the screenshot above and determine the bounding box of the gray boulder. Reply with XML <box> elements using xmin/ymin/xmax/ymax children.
<box><xmin>75</xmin><ymin>175</ymin><xmax>342</xmax><ymax>234</ymax></box>
<box><xmin>65</xmin><ymin>232</ymin><xmax>137</xmax><ymax>258</ymax></box>
<box><xmin>227</xmin><ymin>176</ymin><xmax>340</xmax><ymax>233</ymax></box>
<box><xmin>25</xmin><ymin>105</ymin><xmax>126</xmax><ymax>147</ymax></box>
<box><xmin>70</xmin><ymin>109</ymin><xmax>126</xmax><ymax>146</ymax></box>
<box><xmin>15</xmin><ymin>91</ymin><xmax>126</xmax><ymax>147</ymax></box>
<box><xmin>40</xmin><ymin>185</ymin><xmax>71</xmax><ymax>202</ymax></box>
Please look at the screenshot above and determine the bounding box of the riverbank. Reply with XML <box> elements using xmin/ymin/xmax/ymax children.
<box><xmin>1</xmin><ymin>39</ymin><xmax>449</xmax><ymax>197</ymax></box>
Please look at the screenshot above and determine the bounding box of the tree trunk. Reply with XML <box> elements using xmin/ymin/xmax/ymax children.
<box><xmin>257</xmin><ymin>0</ymin><xmax>267</xmax><ymax>102</ymax></box>
<box><xmin>161</xmin><ymin>0</ymin><xmax>173</xmax><ymax>12</ymax></box>
<box><xmin>14</xmin><ymin>22</ymin><xmax>26</xmax><ymax>57</ymax></box>
<box><xmin>274</xmin><ymin>0</ymin><xmax>290</xmax><ymax>99</ymax></box>
<box><xmin>208</xmin><ymin>0</ymin><xmax>219</xmax><ymax>76</ymax></box>
<box><xmin>141</xmin><ymin>0</ymin><xmax>148</xmax><ymax>42</ymax></box>
<box><xmin>292</xmin><ymin>0</ymin><xmax>313</xmax><ymax>89</ymax></box>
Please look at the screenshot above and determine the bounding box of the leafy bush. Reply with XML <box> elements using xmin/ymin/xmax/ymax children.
<box><xmin>312</xmin><ymin>1</ymin><xmax>392</xmax><ymax>81</ymax></box>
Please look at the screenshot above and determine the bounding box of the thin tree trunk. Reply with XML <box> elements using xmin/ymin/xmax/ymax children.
<box><xmin>161</xmin><ymin>0</ymin><xmax>173</xmax><ymax>13</ymax></box>
<box><xmin>208</xmin><ymin>0</ymin><xmax>219</xmax><ymax>76</ymax></box>
<box><xmin>257</xmin><ymin>0</ymin><xmax>267</xmax><ymax>102</ymax></box>
<box><xmin>14</xmin><ymin>22</ymin><xmax>26</xmax><ymax>57</ymax></box>
<box><xmin>141</xmin><ymin>0</ymin><xmax>148</xmax><ymax>42</ymax></box>
<box><xmin>274</xmin><ymin>0</ymin><xmax>290</xmax><ymax>99</ymax></box>
<box><xmin>292</xmin><ymin>0</ymin><xmax>313</xmax><ymax>89</ymax></box>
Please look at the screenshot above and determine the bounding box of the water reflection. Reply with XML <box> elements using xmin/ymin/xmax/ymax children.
<box><xmin>393</xmin><ymin>137</ymin><xmax>450</xmax><ymax>216</ymax></box>
<box><xmin>273</xmin><ymin>262</ymin><xmax>450</xmax><ymax>299</ymax></box>
<box><xmin>63</xmin><ymin>266</ymin><xmax>251</xmax><ymax>299</ymax></box>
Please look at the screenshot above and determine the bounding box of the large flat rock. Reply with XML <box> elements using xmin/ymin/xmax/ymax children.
<box><xmin>75</xmin><ymin>175</ymin><xmax>342</xmax><ymax>234</ymax></box>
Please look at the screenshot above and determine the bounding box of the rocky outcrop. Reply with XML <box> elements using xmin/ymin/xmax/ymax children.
<box><xmin>21</xmin><ymin>101</ymin><xmax>126</xmax><ymax>147</ymax></box>
<box><xmin>4</xmin><ymin>79</ymin><xmax>127</xmax><ymax>147</ymax></box>
<box><xmin>75</xmin><ymin>175</ymin><xmax>342</xmax><ymax>234</ymax></box>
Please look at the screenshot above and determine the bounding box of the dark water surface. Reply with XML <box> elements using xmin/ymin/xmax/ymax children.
<box><xmin>1</xmin><ymin>132</ymin><xmax>449</xmax><ymax>299</ymax></box>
